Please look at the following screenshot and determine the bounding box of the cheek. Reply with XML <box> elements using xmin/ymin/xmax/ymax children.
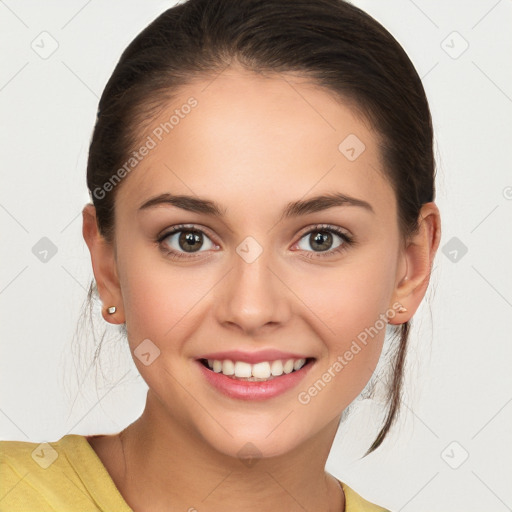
<box><xmin>118</xmin><ymin>246</ymin><xmax>217</xmax><ymax>354</ymax></box>
<box><xmin>294</xmin><ymin>250</ymin><xmax>396</xmax><ymax>344</ymax></box>
<box><xmin>290</xmin><ymin>253</ymin><xmax>396</xmax><ymax>415</ymax></box>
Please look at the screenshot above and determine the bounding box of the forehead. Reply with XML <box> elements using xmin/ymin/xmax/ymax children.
<box><xmin>116</xmin><ymin>67</ymin><xmax>396</xmax><ymax>224</ymax></box>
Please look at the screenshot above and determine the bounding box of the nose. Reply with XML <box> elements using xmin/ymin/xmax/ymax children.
<box><xmin>215</xmin><ymin>244</ymin><xmax>292</xmax><ymax>336</ymax></box>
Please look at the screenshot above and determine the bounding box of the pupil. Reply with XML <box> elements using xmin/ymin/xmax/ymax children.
<box><xmin>179</xmin><ymin>230</ymin><xmax>203</xmax><ymax>252</ymax></box>
<box><xmin>311</xmin><ymin>231</ymin><xmax>332</xmax><ymax>251</ymax></box>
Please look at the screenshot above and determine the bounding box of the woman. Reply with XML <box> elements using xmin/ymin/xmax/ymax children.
<box><xmin>0</xmin><ymin>0</ymin><xmax>441</xmax><ymax>510</ymax></box>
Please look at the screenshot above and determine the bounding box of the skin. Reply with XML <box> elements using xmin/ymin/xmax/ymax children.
<box><xmin>83</xmin><ymin>65</ymin><xmax>441</xmax><ymax>512</ymax></box>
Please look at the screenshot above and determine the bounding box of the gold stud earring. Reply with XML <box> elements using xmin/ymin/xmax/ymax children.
<box><xmin>107</xmin><ymin>306</ymin><xmax>117</xmax><ymax>314</ymax></box>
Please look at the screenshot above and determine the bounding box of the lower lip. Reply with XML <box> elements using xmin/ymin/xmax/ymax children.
<box><xmin>196</xmin><ymin>359</ymin><xmax>315</xmax><ymax>401</ymax></box>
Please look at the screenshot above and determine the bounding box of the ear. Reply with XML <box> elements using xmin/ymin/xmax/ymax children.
<box><xmin>388</xmin><ymin>202</ymin><xmax>441</xmax><ymax>325</ymax></box>
<box><xmin>82</xmin><ymin>203</ymin><xmax>125</xmax><ymax>325</ymax></box>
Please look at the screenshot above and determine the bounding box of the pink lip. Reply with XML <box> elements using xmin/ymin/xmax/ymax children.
<box><xmin>196</xmin><ymin>358</ymin><xmax>315</xmax><ymax>401</ymax></box>
<box><xmin>197</xmin><ymin>349</ymin><xmax>310</xmax><ymax>364</ymax></box>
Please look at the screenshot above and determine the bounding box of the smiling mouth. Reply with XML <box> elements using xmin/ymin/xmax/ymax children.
<box><xmin>198</xmin><ymin>357</ymin><xmax>316</xmax><ymax>382</ymax></box>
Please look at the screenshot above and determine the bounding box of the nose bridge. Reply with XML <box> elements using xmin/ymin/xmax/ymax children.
<box><xmin>217</xmin><ymin>237</ymin><xmax>289</xmax><ymax>333</ymax></box>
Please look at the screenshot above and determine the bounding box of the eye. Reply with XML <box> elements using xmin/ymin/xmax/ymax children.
<box><xmin>157</xmin><ymin>224</ymin><xmax>218</xmax><ymax>259</ymax></box>
<box><xmin>294</xmin><ymin>224</ymin><xmax>354</xmax><ymax>257</ymax></box>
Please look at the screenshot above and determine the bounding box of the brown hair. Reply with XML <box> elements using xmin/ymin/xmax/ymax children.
<box><xmin>83</xmin><ymin>0</ymin><xmax>435</xmax><ymax>454</ymax></box>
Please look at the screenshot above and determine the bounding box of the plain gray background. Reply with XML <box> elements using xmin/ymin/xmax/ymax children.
<box><xmin>1</xmin><ymin>1</ymin><xmax>511</xmax><ymax>510</ymax></box>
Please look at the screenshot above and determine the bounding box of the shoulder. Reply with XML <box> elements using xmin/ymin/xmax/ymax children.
<box><xmin>0</xmin><ymin>435</ymin><xmax>132</xmax><ymax>512</ymax></box>
<box><xmin>0</xmin><ymin>434</ymin><xmax>80</xmax><ymax>476</ymax></box>
<box><xmin>338</xmin><ymin>479</ymin><xmax>391</xmax><ymax>512</ymax></box>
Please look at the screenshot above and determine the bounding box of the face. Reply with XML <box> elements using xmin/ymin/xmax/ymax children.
<box><xmin>99</xmin><ymin>67</ymin><xmax>408</xmax><ymax>459</ymax></box>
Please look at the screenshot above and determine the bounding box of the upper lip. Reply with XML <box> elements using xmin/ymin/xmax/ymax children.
<box><xmin>197</xmin><ymin>349</ymin><xmax>313</xmax><ymax>364</ymax></box>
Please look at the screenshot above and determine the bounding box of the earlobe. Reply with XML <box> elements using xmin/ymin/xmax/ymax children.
<box><xmin>82</xmin><ymin>204</ymin><xmax>125</xmax><ymax>325</ymax></box>
<box><xmin>101</xmin><ymin>303</ymin><xmax>124</xmax><ymax>325</ymax></box>
<box><xmin>388</xmin><ymin>202</ymin><xmax>441</xmax><ymax>325</ymax></box>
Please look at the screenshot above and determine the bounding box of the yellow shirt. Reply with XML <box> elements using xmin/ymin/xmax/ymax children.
<box><xmin>0</xmin><ymin>435</ymin><xmax>389</xmax><ymax>511</ymax></box>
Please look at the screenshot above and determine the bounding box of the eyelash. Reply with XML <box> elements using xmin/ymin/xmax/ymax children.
<box><xmin>296</xmin><ymin>224</ymin><xmax>355</xmax><ymax>259</ymax></box>
<box><xmin>156</xmin><ymin>223</ymin><xmax>355</xmax><ymax>261</ymax></box>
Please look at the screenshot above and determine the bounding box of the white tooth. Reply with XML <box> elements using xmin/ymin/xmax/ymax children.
<box><xmin>293</xmin><ymin>358</ymin><xmax>306</xmax><ymax>371</ymax></box>
<box><xmin>212</xmin><ymin>360</ymin><xmax>222</xmax><ymax>373</ymax></box>
<box><xmin>283</xmin><ymin>359</ymin><xmax>294</xmax><ymax>374</ymax></box>
<box><xmin>252</xmin><ymin>362</ymin><xmax>271</xmax><ymax>379</ymax></box>
<box><xmin>207</xmin><ymin>359</ymin><xmax>213</xmax><ymax>368</ymax></box>
<box><xmin>222</xmin><ymin>360</ymin><xmax>235</xmax><ymax>375</ymax></box>
<box><xmin>270</xmin><ymin>360</ymin><xmax>284</xmax><ymax>376</ymax></box>
<box><xmin>234</xmin><ymin>361</ymin><xmax>252</xmax><ymax>378</ymax></box>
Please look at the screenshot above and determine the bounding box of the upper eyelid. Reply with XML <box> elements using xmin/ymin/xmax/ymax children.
<box><xmin>158</xmin><ymin>223</ymin><xmax>217</xmax><ymax>241</ymax></box>
<box><xmin>297</xmin><ymin>223</ymin><xmax>351</xmax><ymax>236</ymax></box>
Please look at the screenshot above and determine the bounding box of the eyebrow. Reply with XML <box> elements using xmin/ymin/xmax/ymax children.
<box><xmin>138</xmin><ymin>191</ymin><xmax>375</xmax><ymax>218</ymax></box>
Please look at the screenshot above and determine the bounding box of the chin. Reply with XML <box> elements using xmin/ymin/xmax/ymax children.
<box><xmin>196</xmin><ymin>420</ymin><xmax>308</xmax><ymax>463</ymax></box>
